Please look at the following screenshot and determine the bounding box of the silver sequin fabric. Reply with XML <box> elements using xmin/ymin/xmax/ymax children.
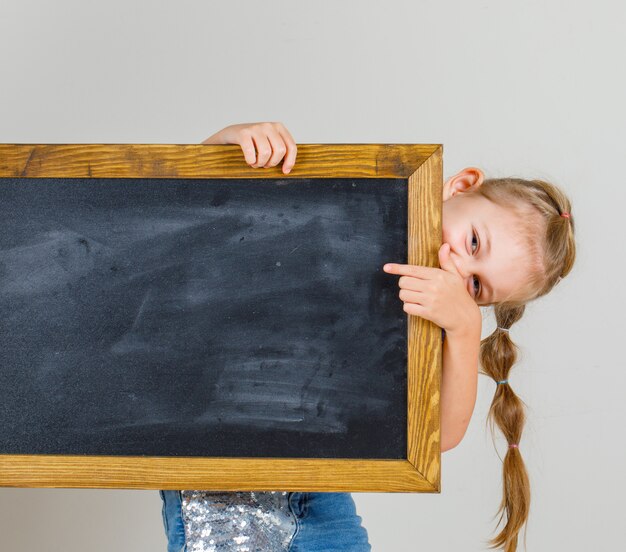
<box><xmin>180</xmin><ymin>490</ymin><xmax>297</xmax><ymax>552</ymax></box>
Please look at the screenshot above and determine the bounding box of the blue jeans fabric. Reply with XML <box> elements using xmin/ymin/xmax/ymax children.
<box><xmin>159</xmin><ymin>491</ymin><xmax>371</xmax><ymax>551</ymax></box>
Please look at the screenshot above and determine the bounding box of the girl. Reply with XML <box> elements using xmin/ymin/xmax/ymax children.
<box><xmin>159</xmin><ymin>121</ymin><xmax>576</xmax><ymax>552</ymax></box>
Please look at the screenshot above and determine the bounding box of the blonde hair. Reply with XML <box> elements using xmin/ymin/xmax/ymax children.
<box><xmin>472</xmin><ymin>177</ymin><xmax>576</xmax><ymax>551</ymax></box>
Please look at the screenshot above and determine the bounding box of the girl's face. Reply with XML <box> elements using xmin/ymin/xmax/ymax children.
<box><xmin>441</xmin><ymin>168</ymin><xmax>537</xmax><ymax>307</ymax></box>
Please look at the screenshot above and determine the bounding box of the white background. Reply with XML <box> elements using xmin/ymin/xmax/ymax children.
<box><xmin>1</xmin><ymin>1</ymin><xmax>624</xmax><ymax>550</ymax></box>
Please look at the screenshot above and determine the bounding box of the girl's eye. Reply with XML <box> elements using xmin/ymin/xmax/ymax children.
<box><xmin>471</xmin><ymin>230</ymin><xmax>481</xmax><ymax>297</ymax></box>
<box><xmin>473</xmin><ymin>275</ymin><xmax>481</xmax><ymax>297</ymax></box>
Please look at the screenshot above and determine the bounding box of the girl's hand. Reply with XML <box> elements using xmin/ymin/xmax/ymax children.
<box><xmin>382</xmin><ymin>243</ymin><xmax>482</xmax><ymax>337</ymax></box>
<box><xmin>201</xmin><ymin>122</ymin><xmax>297</xmax><ymax>174</ymax></box>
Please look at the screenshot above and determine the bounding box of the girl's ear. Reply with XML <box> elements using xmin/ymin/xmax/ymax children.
<box><xmin>443</xmin><ymin>167</ymin><xmax>485</xmax><ymax>201</ymax></box>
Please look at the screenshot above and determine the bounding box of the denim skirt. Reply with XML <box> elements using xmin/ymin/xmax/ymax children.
<box><xmin>159</xmin><ymin>490</ymin><xmax>371</xmax><ymax>551</ymax></box>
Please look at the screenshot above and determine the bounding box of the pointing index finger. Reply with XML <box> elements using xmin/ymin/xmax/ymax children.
<box><xmin>382</xmin><ymin>263</ymin><xmax>436</xmax><ymax>277</ymax></box>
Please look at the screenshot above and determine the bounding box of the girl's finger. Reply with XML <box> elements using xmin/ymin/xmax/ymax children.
<box><xmin>277</xmin><ymin>128</ymin><xmax>297</xmax><ymax>174</ymax></box>
<box><xmin>398</xmin><ymin>275</ymin><xmax>426</xmax><ymax>291</ymax></box>
<box><xmin>263</xmin><ymin>129</ymin><xmax>288</xmax><ymax>168</ymax></box>
<box><xmin>251</xmin><ymin>133</ymin><xmax>273</xmax><ymax>168</ymax></box>
<box><xmin>403</xmin><ymin>301</ymin><xmax>425</xmax><ymax>317</ymax></box>
<box><xmin>383</xmin><ymin>263</ymin><xmax>435</xmax><ymax>278</ymax></box>
<box><xmin>239</xmin><ymin>134</ymin><xmax>259</xmax><ymax>167</ymax></box>
<box><xmin>398</xmin><ymin>289</ymin><xmax>425</xmax><ymax>304</ymax></box>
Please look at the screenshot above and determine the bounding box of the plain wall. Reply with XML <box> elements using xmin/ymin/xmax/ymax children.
<box><xmin>1</xmin><ymin>1</ymin><xmax>624</xmax><ymax>550</ymax></box>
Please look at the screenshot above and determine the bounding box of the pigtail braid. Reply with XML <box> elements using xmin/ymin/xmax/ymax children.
<box><xmin>479</xmin><ymin>303</ymin><xmax>531</xmax><ymax>552</ymax></box>
<box><xmin>469</xmin><ymin>176</ymin><xmax>576</xmax><ymax>551</ymax></box>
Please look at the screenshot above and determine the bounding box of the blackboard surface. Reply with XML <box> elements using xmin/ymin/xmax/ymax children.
<box><xmin>0</xmin><ymin>176</ymin><xmax>408</xmax><ymax>459</ymax></box>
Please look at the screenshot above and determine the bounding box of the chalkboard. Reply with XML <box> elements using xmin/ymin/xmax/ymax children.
<box><xmin>0</xmin><ymin>144</ymin><xmax>442</xmax><ymax>492</ymax></box>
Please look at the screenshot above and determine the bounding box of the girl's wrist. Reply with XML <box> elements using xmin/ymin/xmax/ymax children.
<box><xmin>445</xmin><ymin>313</ymin><xmax>482</xmax><ymax>340</ymax></box>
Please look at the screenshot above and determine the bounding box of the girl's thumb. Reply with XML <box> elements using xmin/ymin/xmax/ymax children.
<box><xmin>439</xmin><ymin>243</ymin><xmax>453</xmax><ymax>268</ymax></box>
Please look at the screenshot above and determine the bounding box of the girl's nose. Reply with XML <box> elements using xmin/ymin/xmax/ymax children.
<box><xmin>449</xmin><ymin>250</ymin><xmax>470</xmax><ymax>277</ymax></box>
<box><xmin>449</xmin><ymin>251</ymin><xmax>473</xmax><ymax>288</ymax></box>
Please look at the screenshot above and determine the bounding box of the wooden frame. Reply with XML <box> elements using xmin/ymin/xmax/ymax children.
<box><xmin>0</xmin><ymin>143</ymin><xmax>443</xmax><ymax>492</ymax></box>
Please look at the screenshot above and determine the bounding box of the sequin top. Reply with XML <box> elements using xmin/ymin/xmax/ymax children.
<box><xmin>180</xmin><ymin>490</ymin><xmax>297</xmax><ymax>551</ymax></box>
